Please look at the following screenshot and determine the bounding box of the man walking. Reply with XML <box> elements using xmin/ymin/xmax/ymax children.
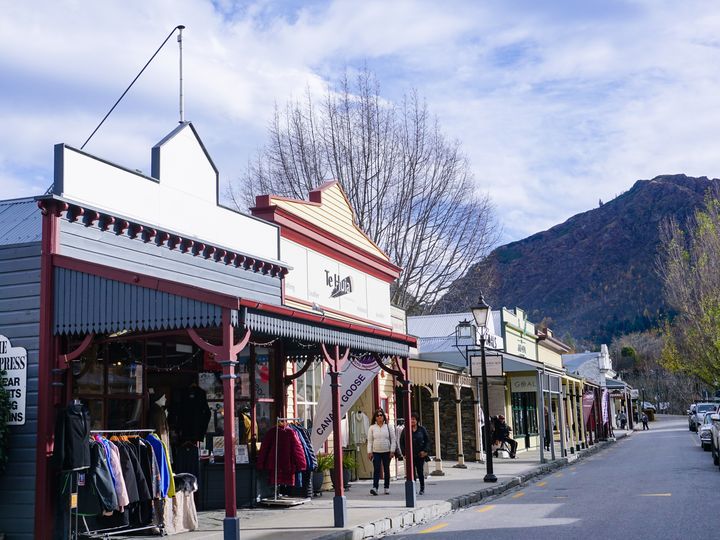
<box><xmin>641</xmin><ymin>412</ymin><xmax>649</xmax><ymax>430</ymax></box>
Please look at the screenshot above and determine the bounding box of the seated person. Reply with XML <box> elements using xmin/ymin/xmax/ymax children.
<box><xmin>494</xmin><ymin>415</ymin><xmax>518</xmax><ymax>459</ymax></box>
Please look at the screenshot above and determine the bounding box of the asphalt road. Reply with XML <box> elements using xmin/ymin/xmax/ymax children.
<box><xmin>395</xmin><ymin>416</ymin><xmax>720</xmax><ymax>540</ymax></box>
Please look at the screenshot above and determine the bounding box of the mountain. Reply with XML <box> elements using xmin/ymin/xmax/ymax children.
<box><xmin>436</xmin><ymin>174</ymin><xmax>720</xmax><ymax>344</ymax></box>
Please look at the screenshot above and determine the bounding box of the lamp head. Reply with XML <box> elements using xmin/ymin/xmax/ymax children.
<box><xmin>471</xmin><ymin>291</ymin><xmax>491</xmax><ymax>329</ymax></box>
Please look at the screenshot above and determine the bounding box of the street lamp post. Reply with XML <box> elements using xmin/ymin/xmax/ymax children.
<box><xmin>455</xmin><ymin>292</ymin><xmax>497</xmax><ymax>483</ymax></box>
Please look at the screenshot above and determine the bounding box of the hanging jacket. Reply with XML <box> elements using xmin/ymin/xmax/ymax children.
<box><xmin>96</xmin><ymin>436</ymin><xmax>118</xmax><ymax>491</ymax></box>
<box><xmin>107</xmin><ymin>441</ymin><xmax>130</xmax><ymax>508</ymax></box>
<box><xmin>116</xmin><ymin>442</ymin><xmax>140</xmax><ymax>504</ymax></box>
<box><xmin>78</xmin><ymin>440</ymin><xmax>118</xmax><ymax>515</ymax></box>
<box><xmin>53</xmin><ymin>402</ymin><xmax>91</xmax><ymax>471</ymax></box>
<box><xmin>131</xmin><ymin>438</ymin><xmax>156</xmax><ymax>500</ymax></box>
<box><xmin>290</xmin><ymin>424</ymin><xmax>317</xmax><ymax>471</ymax></box>
<box><xmin>257</xmin><ymin>426</ymin><xmax>307</xmax><ymax>485</ymax></box>
<box><xmin>168</xmin><ymin>386</ymin><xmax>211</xmax><ymax>443</ymax></box>
<box><xmin>146</xmin><ymin>433</ymin><xmax>176</xmax><ymax>497</ymax></box>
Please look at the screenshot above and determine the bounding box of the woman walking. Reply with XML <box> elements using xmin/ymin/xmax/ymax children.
<box><xmin>367</xmin><ymin>408</ymin><xmax>396</xmax><ymax>495</ymax></box>
<box><xmin>400</xmin><ymin>412</ymin><xmax>430</xmax><ymax>495</ymax></box>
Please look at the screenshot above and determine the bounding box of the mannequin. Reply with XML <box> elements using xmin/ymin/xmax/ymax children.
<box><xmin>149</xmin><ymin>390</ymin><xmax>171</xmax><ymax>459</ymax></box>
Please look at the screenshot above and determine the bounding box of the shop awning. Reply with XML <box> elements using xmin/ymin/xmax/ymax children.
<box><xmin>245</xmin><ymin>310</ymin><xmax>410</xmax><ymax>356</ymax></box>
<box><xmin>53</xmin><ymin>267</ymin><xmax>235</xmax><ymax>334</ymax></box>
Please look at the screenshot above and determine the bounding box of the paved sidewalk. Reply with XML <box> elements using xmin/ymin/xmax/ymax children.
<box><xmin>118</xmin><ymin>432</ymin><xmax>630</xmax><ymax>540</ymax></box>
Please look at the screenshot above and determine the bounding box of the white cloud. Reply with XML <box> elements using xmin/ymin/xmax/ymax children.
<box><xmin>2</xmin><ymin>0</ymin><xmax>720</xmax><ymax>243</ymax></box>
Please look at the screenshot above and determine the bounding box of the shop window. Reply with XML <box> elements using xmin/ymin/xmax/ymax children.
<box><xmin>511</xmin><ymin>392</ymin><xmax>538</xmax><ymax>437</ymax></box>
<box><xmin>72</xmin><ymin>348</ymin><xmax>104</xmax><ymax>396</ymax></box>
<box><xmin>107</xmin><ymin>342</ymin><xmax>143</xmax><ymax>395</ymax></box>
<box><xmin>294</xmin><ymin>356</ymin><xmax>322</xmax><ymax>429</ymax></box>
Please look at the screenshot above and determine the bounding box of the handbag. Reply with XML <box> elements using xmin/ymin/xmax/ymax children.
<box><xmin>388</xmin><ymin>424</ymin><xmax>403</xmax><ymax>460</ymax></box>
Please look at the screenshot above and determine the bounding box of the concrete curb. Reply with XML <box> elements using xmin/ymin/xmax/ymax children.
<box><xmin>315</xmin><ymin>436</ymin><xmax>627</xmax><ymax>540</ymax></box>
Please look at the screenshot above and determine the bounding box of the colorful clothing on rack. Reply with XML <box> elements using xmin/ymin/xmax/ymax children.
<box><xmin>147</xmin><ymin>433</ymin><xmax>176</xmax><ymax>498</ymax></box>
<box><xmin>78</xmin><ymin>440</ymin><xmax>118</xmax><ymax>515</ymax></box>
<box><xmin>107</xmin><ymin>440</ymin><xmax>130</xmax><ymax>508</ymax></box>
<box><xmin>257</xmin><ymin>425</ymin><xmax>308</xmax><ymax>485</ymax></box>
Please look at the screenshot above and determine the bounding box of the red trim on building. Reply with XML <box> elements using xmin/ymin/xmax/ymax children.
<box><xmin>284</xmin><ymin>294</ymin><xmax>394</xmax><ymax>331</ymax></box>
<box><xmin>35</xmin><ymin>201</ymin><xmax>60</xmax><ymax>540</ymax></box>
<box><xmin>51</xmin><ymin>254</ymin><xmax>416</xmax><ymax>347</ymax></box>
<box><xmin>238</xmin><ymin>298</ymin><xmax>417</xmax><ymax>347</ymax></box>
<box><xmin>250</xmin><ymin>206</ymin><xmax>400</xmax><ymax>282</ymax></box>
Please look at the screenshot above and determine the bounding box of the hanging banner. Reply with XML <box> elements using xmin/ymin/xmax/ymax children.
<box><xmin>0</xmin><ymin>335</ymin><xmax>28</xmax><ymax>426</ymax></box>
<box><xmin>310</xmin><ymin>354</ymin><xmax>381</xmax><ymax>451</ymax></box>
<box><xmin>601</xmin><ymin>389</ymin><xmax>610</xmax><ymax>424</ymax></box>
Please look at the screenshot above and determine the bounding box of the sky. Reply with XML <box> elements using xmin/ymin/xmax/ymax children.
<box><xmin>2</xmin><ymin>0</ymin><xmax>720</xmax><ymax>243</ymax></box>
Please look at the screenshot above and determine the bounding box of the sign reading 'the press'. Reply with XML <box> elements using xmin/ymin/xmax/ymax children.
<box><xmin>0</xmin><ymin>335</ymin><xmax>27</xmax><ymax>426</ymax></box>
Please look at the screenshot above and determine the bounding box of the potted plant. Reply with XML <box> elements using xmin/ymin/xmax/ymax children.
<box><xmin>342</xmin><ymin>453</ymin><xmax>356</xmax><ymax>486</ymax></box>
<box><xmin>329</xmin><ymin>452</ymin><xmax>356</xmax><ymax>489</ymax></box>
<box><xmin>313</xmin><ymin>453</ymin><xmax>333</xmax><ymax>495</ymax></box>
<box><xmin>0</xmin><ymin>370</ymin><xmax>10</xmax><ymax>476</ymax></box>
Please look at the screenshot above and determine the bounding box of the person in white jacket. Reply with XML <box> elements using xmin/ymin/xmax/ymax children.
<box><xmin>367</xmin><ymin>408</ymin><xmax>396</xmax><ymax>495</ymax></box>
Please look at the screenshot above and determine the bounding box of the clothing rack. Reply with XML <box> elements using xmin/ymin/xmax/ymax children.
<box><xmin>90</xmin><ymin>429</ymin><xmax>155</xmax><ymax>434</ymax></box>
<box><xmin>259</xmin><ymin>417</ymin><xmax>308</xmax><ymax>507</ymax></box>
<box><xmin>79</xmin><ymin>428</ymin><xmax>164</xmax><ymax>539</ymax></box>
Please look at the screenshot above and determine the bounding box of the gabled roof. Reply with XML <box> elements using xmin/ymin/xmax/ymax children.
<box><xmin>0</xmin><ymin>197</ymin><xmax>41</xmax><ymax>245</ymax></box>
<box><xmin>252</xmin><ymin>180</ymin><xmax>400</xmax><ymax>282</ymax></box>
<box><xmin>268</xmin><ymin>181</ymin><xmax>387</xmax><ymax>260</ymax></box>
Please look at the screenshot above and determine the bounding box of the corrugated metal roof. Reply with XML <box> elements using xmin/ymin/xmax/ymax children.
<box><xmin>54</xmin><ymin>267</ymin><xmax>231</xmax><ymax>334</ymax></box>
<box><xmin>245</xmin><ymin>310</ymin><xmax>410</xmax><ymax>356</ymax></box>
<box><xmin>0</xmin><ymin>197</ymin><xmax>41</xmax><ymax>245</ymax></box>
<box><xmin>407</xmin><ymin>310</ymin><xmax>502</xmax><ymax>338</ymax></box>
<box><xmin>562</xmin><ymin>352</ymin><xmax>598</xmax><ymax>372</ymax></box>
<box><xmin>408</xmin><ymin>312</ymin><xmax>474</xmax><ymax>338</ymax></box>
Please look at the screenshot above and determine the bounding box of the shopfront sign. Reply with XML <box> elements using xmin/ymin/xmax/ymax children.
<box><xmin>311</xmin><ymin>354</ymin><xmax>380</xmax><ymax>451</ymax></box>
<box><xmin>0</xmin><ymin>335</ymin><xmax>27</xmax><ymax>426</ymax></box>
<box><xmin>510</xmin><ymin>375</ymin><xmax>538</xmax><ymax>393</ymax></box>
<box><xmin>54</xmin><ymin>124</ymin><xmax>280</xmax><ymax>262</ymax></box>
<box><xmin>470</xmin><ymin>353</ymin><xmax>503</xmax><ymax>378</ymax></box>
<box><xmin>326</xmin><ymin>271</ymin><xmax>353</xmax><ymax>298</ymax></box>
<box><xmin>283</xmin><ymin>239</ymin><xmax>392</xmax><ymax>328</ymax></box>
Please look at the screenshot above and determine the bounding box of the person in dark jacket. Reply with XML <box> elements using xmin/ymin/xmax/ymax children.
<box><xmin>495</xmin><ymin>415</ymin><xmax>518</xmax><ymax>458</ymax></box>
<box><xmin>400</xmin><ymin>413</ymin><xmax>430</xmax><ymax>495</ymax></box>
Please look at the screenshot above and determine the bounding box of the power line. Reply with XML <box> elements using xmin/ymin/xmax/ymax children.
<box><xmin>81</xmin><ymin>25</ymin><xmax>185</xmax><ymax>150</ymax></box>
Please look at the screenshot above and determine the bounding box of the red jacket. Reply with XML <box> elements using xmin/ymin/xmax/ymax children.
<box><xmin>257</xmin><ymin>426</ymin><xmax>308</xmax><ymax>485</ymax></box>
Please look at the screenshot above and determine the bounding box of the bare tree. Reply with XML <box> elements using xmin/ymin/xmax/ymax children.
<box><xmin>657</xmin><ymin>193</ymin><xmax>720</xmax><ymax>385</ymax></box>
<box><xmin>230</xmin><ymin>70</ymin><xmax>499</xmax><ymax>313</ymax></box>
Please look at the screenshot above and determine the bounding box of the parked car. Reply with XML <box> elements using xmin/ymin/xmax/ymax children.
<box><xmin>698</xmin><ymin>412</ymin><xmax>714</xmax><ymax>450</ymax></box>
<box><xmin>709</xmin><ymin>413</ymin><xmax>720</xmax><ymax>465</ymax></box>
<box><xmin>689</xmin><ymin>403</ymin><xmax>718</xmax><ymax>432</ymax></box>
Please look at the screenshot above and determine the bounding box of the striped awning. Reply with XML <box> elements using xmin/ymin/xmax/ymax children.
<box><xmin>53</xmin><ymin>267</ymin><xmax>236</xmax><ymax>335</ymax></box>
<box><xmin>245</xmin><ymin>310</ymin><xmax>410</xmax><ymax>356</ymax></box>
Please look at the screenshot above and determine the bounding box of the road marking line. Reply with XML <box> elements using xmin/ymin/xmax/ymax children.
<box><xmin>555</xmin><ymin>472</ymin><xmax>564</xmax><ymax>477</ymax></box>
<box><xmin>537</xmin><ymin>481</ymin><xmax>547</xmax><ymax>487</ymax></box>
<box><xmin>512</xmin><ymin>492</ymin><xmax>525</xmax><ymax>499</ymax></box>
<box><xmin>420</xmin><ymin>523</ymin><xmax>449</xmax><ymax>534</ymax></box>
<box><xmin>476</xmin><ymin>505</ymin><xmax>496</xmax><ymax>513</ymax></box>
<box><xmin>639</xmin><ymin>493</ymin><xmax>671</xmax><ymax>497</ymax></box>
<box><xmin>553</xmin><ymin>496</ymin><xmax>568</xmax><ymax>499</ymax></box>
